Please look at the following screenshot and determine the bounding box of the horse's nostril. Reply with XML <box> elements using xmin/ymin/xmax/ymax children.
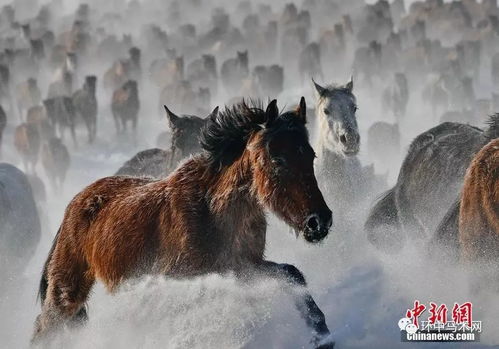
<box><xmin>340</xmin><ymin>135</ymin><xmax>347</xmax><ymax>144</ymax></box>
<box><xmin>306</xmin><ymin>215</ymin><xmax>319</xmax><ymax>230</ymax></box>
<box><xmin>326</xmin><ymin>214</ymin><xmax>333</xmax><ymax>229</ymax></box>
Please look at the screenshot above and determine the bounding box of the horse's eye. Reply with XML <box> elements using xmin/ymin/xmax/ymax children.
<box><xmin>272</xmin><ymin>157</ymin><xmax>286</xmax><ymax>167</ymax></box>
<box><xmin>323</xmin><ymin>108</ymin><xmax>330</xmax><ymax>115</ymax></box>
<box><xmin>352</xmin><ymin>106</ymin><xmax>358</xmax><ymax>112</ymax></box>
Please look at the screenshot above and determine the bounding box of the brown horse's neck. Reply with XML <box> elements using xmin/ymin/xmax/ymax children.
<box><xmin>206</xmin><ymin>149</ymin><xmax>260</xmax><ymax>217</ymax></box>
<box><xmin>204</xmin><ymin>149</ymin><xmax>267</xmax><ymax>265</ymax></box>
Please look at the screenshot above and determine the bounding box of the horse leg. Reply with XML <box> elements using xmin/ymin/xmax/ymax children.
<box><xmin>431</xmin><ymin>102</ymin><xmax>437</xmax><ymax>121</ymax></box>
<box><xmin>113</xmin><ymin>114</ymin><xmax>120</xmax><ymax>134</ymax></box>
<box><xmin>132</xmin><ymin>117</ymin><xmax>137</xmax><ymax>134</ymax></box>
<box><xmin>132</xmin><ymin>117</ymin><xmax>137</xmax><ymax>145</ymax></box>
<box><xmin>31</xmin><ymin>159</ymin><xmax>37</xmax><ymax>175</ymax></box>
<box><xmin>22</xmin><ymin>156</ymin><xmax>29</xmax><ymax>173</ymax></box>
<box><xmin>50</xmin><ymin>175</ymin><xmax>59</xmax><ymax>195</ymax></box>
<box><xmin>85</xmin><ymin>118</ymin><xmax>92</xmax><ymax>143</ymax></box>
<box><xmin>258</xmin><ymin>261</ymin><xmax>333</xmax><ymax>348</ymax></box>
<box><xmin>32</xmin><ymin>259</ymin><xmax>94</xmax><ymax>342</ymax></box>
<box><xmin>70</xmin><ymin>124</ymin><xmax>77</xmax><ymax>148</ymax></box>
<box><xmin>17</xmin><ymin>104</ymin><xmax>23</xmax><ymax>122</ymax></box>
<box><xmin>59</xmin><ymin>174</ymin><xmax>65</xmax><ymax>194</ymax></box>
<box><xmin>93</xmin><ymin>119</ymin><xmax>97</xmax><ymax>143</ymax></box>
<box><xmin>59</xmin><ymin>123</ymin><xmax>65</xmax><ymax>141</ymax></box>
<box><xmin>89</xmin><ymin>120</ymin><xmax>95</xmax><ymax>143</ymax></box>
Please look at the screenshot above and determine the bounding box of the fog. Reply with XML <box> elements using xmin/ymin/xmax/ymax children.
<box><xmin>0</xmin><ymin>0</ymin><xmax>498</xmax><ymax>348</ymax></box>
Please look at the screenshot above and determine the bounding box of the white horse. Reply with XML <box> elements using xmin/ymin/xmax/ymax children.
<box><xmin>313</xmin><ymin>78</ymin><xmax>385</xmax><ymax>227</ymax></box>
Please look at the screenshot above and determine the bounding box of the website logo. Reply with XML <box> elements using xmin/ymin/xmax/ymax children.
<box><xmin>399</xmin><ymin>300</ymin><xmax>482</xmax><ymax>342</ymax></box>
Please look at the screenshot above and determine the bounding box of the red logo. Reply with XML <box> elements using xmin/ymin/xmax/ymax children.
<box><xmin>452</xmin><ymin>302</ymin><xmax>473</xmax><ymax>327</ymax></box>
<box><xmin>429</xmin><ymin>302</ymin><xmax>448</xmax><ymax>325</ymax></box>
<box><xmin>401</xmin><ymin>301</ymin><xmax>476</xmax><ymax>332</ymax></box>
<box><xmin>406</xmin><ymin>300</ymin><xmax>426</xmax><ymax>328</ymax></box>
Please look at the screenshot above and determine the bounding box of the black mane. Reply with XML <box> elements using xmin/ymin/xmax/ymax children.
<box><xmin>200</xmin><ymin>100</ymin><xmax>308</xmax><ymax>169</ymax></box>
<box><xmin>485</xmin><ymin>113</ymin><xmax>499</xmax><ymax>140</ymax></box>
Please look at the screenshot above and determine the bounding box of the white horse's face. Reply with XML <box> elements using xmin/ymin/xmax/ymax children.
<box><xmin>314</xmin><ymin>79</ymin><xmax>360</xmax><ymax>156</ymax></box>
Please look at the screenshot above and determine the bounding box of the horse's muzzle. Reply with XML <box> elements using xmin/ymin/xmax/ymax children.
<box><xmin>338</xmin><ymin>130</ymin><xmax>360</xmax><ymax>156</ymax></box>
<box><xmin>303</xmin><ymin>209</ymin><xmax>333</xmax><ymax>243</ymax></box>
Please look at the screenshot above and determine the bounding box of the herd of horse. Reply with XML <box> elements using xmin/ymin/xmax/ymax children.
<box><xmin>0</xmin><ymin>0</ymin><xmax>497</xmax><ymax>347</ymax></box>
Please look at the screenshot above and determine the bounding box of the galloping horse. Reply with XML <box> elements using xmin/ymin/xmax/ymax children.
<box><xmin>368</xmin><ymin>115</ymin><xmax>499</xmax><ymax>253</ymax></box>
<box><xmin>312</xmin><ymin>78</ymin><xmax>383</xmax><ymax>226</ymax></box>
<box><xmin>33</xmin><ymin>98</ymin><xmax>335</xmax><ymax>348</ymax></box>
<box><xmin>115</xmin><ymin>106</ymin><xmax>216</xmax><ymax>178</ymax></box>
<box><xmin>313</xmin><ymin>78</ymin><xmax>361</xmax><ymax>209</ymax></box>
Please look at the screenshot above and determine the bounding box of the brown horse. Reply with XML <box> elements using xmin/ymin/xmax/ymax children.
<box><xmin>111</xmin><ymin>80</ymin><xmax>140</xmax><ymax>134</ymax></box>
<box><xmin>33</xmin><ymin>98</ymin><xmax>334</xmax><ymax>348</ymax></box>
<box><xmin>41</xmin><ymin>137</ymin><xmax>70</xmax><ymax>193</ymax></box>
<box><xmin>14</xmin><ymin>122</ymin><xmax>40</xmax><ymax>173</ymax></box>
<box><xmin>459</xmin><ymin>138</ymin><xmax>499</xmax><ymax>262</ymax></box>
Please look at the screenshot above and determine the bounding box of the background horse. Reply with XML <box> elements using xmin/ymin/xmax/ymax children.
<box><xmin>115</xmin><ymin>105</ymin><xmax>217</xmax><ymax>178</ymax></box>
<box><xmin>313</xmin><ymin>77</ymin><xmax>384</xmax><ymax>228</ymax></box>
<box><xmin>0</xmin><ymin>163</ymin><xmax>41</xmax><ymax>292</ymax></box>
<box><xmin>366</xmin><ymin>115</ymin><xmax>499</xmax><ymax>253</ymax></box>
<box><xmin>33</xmin><ymin>98</ymin><xmax>334</xmax><ymax>348</ymax></box>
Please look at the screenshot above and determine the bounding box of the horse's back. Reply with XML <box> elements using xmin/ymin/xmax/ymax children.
<box><xmin>399</xmin><ymin>123</ymin><xmax>484</xmax><ymax>188</ymax></box>
<box><xmin>396</xmin><ymin>122</ymin><xmax>486</xmax><ymax>232</ymax></box>
<box><xmin>66</xmin><ymin>175</ymin><xmax>155</xmax><ymax>221</ymax></box>
<box><xmin>58</xmin><ymin>175</ymin><xmax>162</xmax><ymax>286</ymax></box>
<box><xmin>402</xmin><ymin>123</ymin><xmax>483</xmax><ymax>171</ymax></box>
<box><xmin>115</xmin><ymin>148</ymin><xmax>171</xmax><ymax>178</ymax></box>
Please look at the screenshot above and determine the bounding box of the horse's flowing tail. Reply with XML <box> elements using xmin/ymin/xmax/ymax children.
<box><xmin>37</xmin><ymin>227</ymin><xmax>61</xmax><ymax>304</ymax></box>
<box><xmin>365</xmin><ymin>188</ymin><xmax>402</xmax><ymax>252</ymax></box>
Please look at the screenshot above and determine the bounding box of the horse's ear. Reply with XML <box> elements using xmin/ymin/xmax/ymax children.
<box><xmin>208</xmin><ymin>106</ymin><xmax>219</xmax><ymax>121</ymax></box>
<box><xmin>346</xmin><ymin>76</ymin><xmax>353</xmax><ymax>92</ymax></box>
<box><xmin>296</xmin><ymin>96</ymin><xmax>307</xmax><ymax>123</ymax></box>
<box><xmin>312</xmin><ymin>78</ymin><xmax>326</xmax><ymax>96</ymax></box>
<box><xmin>164</xmin><ymin>105</ymin><xmax>179</xmax><ymax>127</ymax></box>
<box><xmin>265</xmin><ymin>99</ymin><xmax>279</xmax><ymax>126</ymax></box>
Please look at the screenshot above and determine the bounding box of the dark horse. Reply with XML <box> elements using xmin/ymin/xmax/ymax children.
<box><xmin>0</xmin><ymin>163</ymin><xmax>41</xmax><ymax>287</ymax></box>
<box><xmin>366</xmin><ymin>115</ymin><xmax>499</xmax><ymax>252</ymax></box>
<box><xmin>33</xmin><ymin>99</ymin><xmax>335</xmax><ymax>348</ymax></box>
<box><xmin>115</xmin><ymin>105</ymin><xmax>217</xmax><ymax>178</ymax></box>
